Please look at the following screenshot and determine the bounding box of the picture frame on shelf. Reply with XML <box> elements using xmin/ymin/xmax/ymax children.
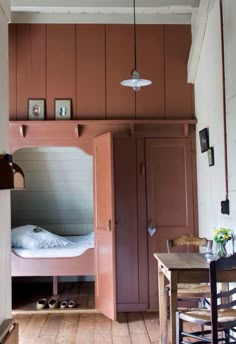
<box><xmin>55</xmin><ymin>99</ymin><xmax>72</xmax><ymax>120</ymax></box>
<box><xmin>199</xmin><ymin>128</ymin><xmax>209</xmax><ymax>153</ymax></box>
<box><xmin>208</xmin><ymin>147</ymin><xmax>214</xmax><ymax>166</ymax></box>
<box><xmin>28</xmin><ymin>99</ymin><xmax>45</xmax><ymax>120</ymax></box>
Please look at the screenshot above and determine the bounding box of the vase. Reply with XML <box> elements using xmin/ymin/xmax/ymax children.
<box><xmin>217</xmin><ymin>242</ymin><xmax>228</xmax><ymax>258</ymax></box>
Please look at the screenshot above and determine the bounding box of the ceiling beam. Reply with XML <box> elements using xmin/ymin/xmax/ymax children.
<box><xmin>10</xmin><ymin>0</ymin><xmax>199</xmax><ymax>24</ymax></box>
<box><xmin>11</xmin><ymin>0</ymin><xmax>200</xmax><ymax>10</ymax></box>
<box><xmin>11</xmin><ymin>12</ymin><xmax>192</xmax><ymax>24</ymax></box>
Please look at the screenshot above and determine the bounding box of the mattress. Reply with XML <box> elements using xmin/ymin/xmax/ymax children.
<box><xmin>12</xmin><ymin>232</ymin><xmax>94</xmax><ymax>258</ymax></box>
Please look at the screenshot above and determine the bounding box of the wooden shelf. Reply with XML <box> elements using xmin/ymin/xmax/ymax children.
<box><xmin>9</xmin><ymin>119</ymin><xmax>197</xmax><ymax>154</ymax></box>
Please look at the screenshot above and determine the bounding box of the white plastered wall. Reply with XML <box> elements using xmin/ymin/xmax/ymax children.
<box><xmin>194</xmin><ymin>0</ymin><xmax>236</xmax><ymax>252</ymax></box>
<box><xmin>0</xmin><ymin>1</ymin><xmax>12</xmax><ymax>324</ymax></box>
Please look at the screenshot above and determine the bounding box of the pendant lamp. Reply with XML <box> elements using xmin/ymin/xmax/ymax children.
<box><xmin>120</xmin><ymin>0</ymin><xmax>152</xmax><ymax>91</ymax></box>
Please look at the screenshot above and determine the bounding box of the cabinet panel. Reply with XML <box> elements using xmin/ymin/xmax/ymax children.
<box><xmin>145</xmin><ymin>138</ymin><xmax>196</xmax><ymax>309</ymax></box>
<box><xmin>46</xmin><ymin>25</ymin><xmax>76</xmax><ymax>119</ymax></box>
<box><xmin>76</xmin><ymin>25</ymin><xmax>106</xmax><ymax>119</ymax></box>
<box><xmin>136</xmin><ymin>25</ymin><xmax>165</xmax><ymax>118</ymax></box>
<box><xmin>165</xmin><ymin>25</ymin><xmax>194</xmax><ymax>118</ymax></box>
<box><xmin>16</xmin><ymin>25</ymin><xmax>46</xmax><ymax>120</ymax></box>
<box><xmin>9</xmin><ymin>24</ymin><xmax>193</xmax><ymax>121</ymax></box>
<box><xmin>114</xmin><ymin>137</ymin><xmax>148</xmax><ymax>311</ymax></box>
<box><xmin>9</xmin><ymin>24</ymin><xmax>17</xmax><ymax>121</ymax></box>
<box><xmin>106</xmin><ymin>25</ymin><xmax>135</xmax><ymax>119</ymax></box>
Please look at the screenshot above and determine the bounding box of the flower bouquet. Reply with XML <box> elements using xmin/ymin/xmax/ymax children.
<box><xmin>213</xmin><ymin>228</ymin><xmax>232</xmax><ymax>257</ymax></box>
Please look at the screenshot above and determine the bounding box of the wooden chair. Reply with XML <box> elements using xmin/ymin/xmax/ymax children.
<box><xmin>176</xmin><ymin>252</ymin><xmax>236</xmax><ymax>343</ymax></box>
<box><xmin>166</xmin><ymin>234</ymin><xmax>212</xmax><ymax>308</ymax></box>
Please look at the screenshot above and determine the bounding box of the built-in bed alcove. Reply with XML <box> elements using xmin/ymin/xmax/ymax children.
<box><xmin>11</xmin><ymin>145</ymin><xmax>95</xmax><ymax>312</ymax></box>
<box><xmin>9</xmin><ymin>119</ymin><xmax>197</xmax><ymax>318</ymax></box>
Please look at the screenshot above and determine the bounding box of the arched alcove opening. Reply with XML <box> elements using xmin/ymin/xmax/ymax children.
<box><xmin>11</xmin><ymin>146</ymin><xmax>95</xmax><ymax>312</ymax></box>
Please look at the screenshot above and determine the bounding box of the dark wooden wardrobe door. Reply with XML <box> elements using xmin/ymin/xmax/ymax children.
<box><xmin>93</xmin><ymin>132</ymin><xmax>117</xmax><ymax>320</ymax></box>
<box><xmin>145</xmin><ymin>138</ymin><xmax>196</xmax><ymax>309</ymax></box>
<box><xmin>114</xmin><ymin>137</ymin><xmax>148</xmax><ymax>311</ymax></box>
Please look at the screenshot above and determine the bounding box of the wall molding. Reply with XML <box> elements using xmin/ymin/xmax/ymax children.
<box><xmin>9</xmin><ymin>119</ymin><xmax>197</xmax><ymax>154</ymax></box>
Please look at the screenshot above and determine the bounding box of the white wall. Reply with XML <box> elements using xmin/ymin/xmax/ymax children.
<box><xmin>194</xmin><ymin>0</ymin><xmax>236</xmax><ymax>253</ymax></box>
<box><xmin>0</xmin><ymin>2</ymin><xmax>11</xmax><ymax>324</ymax></box>
<box><xmin>12</xmin><ymin>147</ymin><xmax>93</xmax><ymax>235</ymax></box>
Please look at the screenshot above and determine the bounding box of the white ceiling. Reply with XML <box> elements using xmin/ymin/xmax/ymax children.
<box><xmin>11</xmin><ymin>0</ymin><xmax>200</xmax><ymax>24</ymax></box>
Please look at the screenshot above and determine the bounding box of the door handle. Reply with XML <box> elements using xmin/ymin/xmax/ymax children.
<box><xmin>107</xmin><ymin>219</ymin><xmax>112</xmax><ymax>231</ymax></box>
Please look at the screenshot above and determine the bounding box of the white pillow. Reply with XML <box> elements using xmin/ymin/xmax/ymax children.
<box><xmin>11</xmin><ymin>225</ymin><xmax>73</xmax><ymax>249</ymax></box>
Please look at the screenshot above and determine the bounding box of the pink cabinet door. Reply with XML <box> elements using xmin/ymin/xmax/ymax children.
<box><xmin>145</xmin><ymin>138</ymin><xmax>196</xmax><ymax>309</ymax></box>
<box><xmin>93</xmin><ymin>132</ymin><xmax>117</xmax><ymax>320</ymax></box>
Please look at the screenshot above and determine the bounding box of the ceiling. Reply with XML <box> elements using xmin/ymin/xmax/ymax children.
<box><xmin>11</xmin><ymin>0</ymin><xmax>200</xmax><ymax>24</ymax></box>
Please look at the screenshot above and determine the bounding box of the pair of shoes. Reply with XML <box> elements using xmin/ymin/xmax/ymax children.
<box><xmin>48</xmin><ymin>298</ymin><xmax>59</xmax><ymax>309</ymax></box>
<box><xmin>36</xmin><ymin>298</ymin><xmax>47</xmax><ymax>310</ymax></box>
<box><xmin>68</xmin><ymin>300</ymin><xmax>75</xmax><ymax>308</ymax></box>
<box><xmin>36</xmin><ymin>298</ymin><xmax>59</xmax><ymax>310</ymax></box>
<box><xmin>60</xmin><ymin>300</ymin><xmax>76</xmax><ymax>309</ymax></box>
<box><xmin>60</xmin><ymin>300</ymin><xmax>68</xmax><ymax>309</ymax></box>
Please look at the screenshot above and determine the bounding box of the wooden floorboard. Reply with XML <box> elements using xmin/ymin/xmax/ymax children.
<box><xmin>13</xmin><ymin>311</ymin><xmax>204</xmax><ymax>344</ymax></box>
<box><xmin>14</xmin><ymin>312</ymin><xmax>161</xmax><ymax>344</ymax></box>
<box><xmin>142</xmin><ymin>312</ymin><xmax>159</xmax><ymax>344</ymax></box>
<box><xmin>127</xmin><ymin>312</ymin><xmax>151</xmax><ymax>344</ymax></box>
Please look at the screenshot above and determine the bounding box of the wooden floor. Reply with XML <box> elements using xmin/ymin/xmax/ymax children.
<box><xmin>12</xmin><ymin>281</ymin><xmax>160</xmax><ymax>343</ymax></box>
<box><xmin>12</xmin><ymin>281</ymin><xmax>199</xmax><ymax>343</ymax></box>
<box><xmin>14</xmin><ymin>312</ymin><xmax>159</xmax><ymax>344</ymax></box>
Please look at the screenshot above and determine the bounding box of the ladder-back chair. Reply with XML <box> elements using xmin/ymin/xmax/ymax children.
<box><xmin>177</xmin><ymin>252</ymin><xmax>236</xmax><ymax>343</ymax></box>
<box><xmin>166</xmin><ymin>234</ymin><xmax>212</xmax><ymax>307</ymax></box>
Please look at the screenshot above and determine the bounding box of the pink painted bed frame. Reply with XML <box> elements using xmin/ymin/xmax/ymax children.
<box><xmin>11</xmin><ymin>248</ymin><xmax>94</xmax><ymax>295</ymax></box>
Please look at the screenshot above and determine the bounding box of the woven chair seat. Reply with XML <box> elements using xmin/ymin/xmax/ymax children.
<box><xmin>178</xmin><ymin>283</ymin><xmax>210</xmax><ymax>296</ymax></box>
<box><xmin>166</xmin><ymin>283</ymin><xmax>210</xmax><ymax>297</ymax></box>
<box><xmin>180</xmin><ymin>308</ymin><xmax>236</xmax><ymax>324</ymax></box>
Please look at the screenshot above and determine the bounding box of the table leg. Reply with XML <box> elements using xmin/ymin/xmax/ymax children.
<box><xmin>169</xmin><ymin>273</ymin><xmax>178</xmax><ymax>343</ymax></box>
<box><xmin>158</xmin><ymin>262</ymin><xmax>168</xmax><ymax>344</ymax></box>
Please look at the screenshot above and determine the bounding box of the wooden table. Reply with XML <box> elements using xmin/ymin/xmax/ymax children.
<box><xmin>154</xmin><ymin>253</ymin><xmax>236</xmax><ymax>344</ymax></box>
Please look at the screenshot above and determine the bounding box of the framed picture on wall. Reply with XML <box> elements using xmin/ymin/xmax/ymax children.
<box><xmin>55</xmin><ymin>99</ymin><xmax>71</xmax><ymax>120</ymax></box>
<box><xmin>199</xmin><ymin>128</ymin><xmax>209</xmax><ymax>153</ymax></box>
<box><xmin>208</xmin><ymin>147</ymin><xmax>214</xmax><ymax>166</ymax></box>
<box><xmin>28</xmin><ymin>99</ymin><xmax>45</xmax><ymax>120</ymax></box>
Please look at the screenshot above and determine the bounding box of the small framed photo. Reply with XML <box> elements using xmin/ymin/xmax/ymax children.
<box><xmin>208</xmin><ymin>147</ymin><xmax>214</xmax><ymax>166</ymax></box>
<box><xmin>199</xmin><ymin>128</ymin><xmax>209</xmax><ymax>153</ymax></box>
<box><xmin>55</xmin><ymin>99</ymin><xmax>71</xmax><ymax>120</ymax></box>
<box><xmin>28</xmin><ymin>99</ymin><xmax>45</xmax><ymax>120</ymax></box>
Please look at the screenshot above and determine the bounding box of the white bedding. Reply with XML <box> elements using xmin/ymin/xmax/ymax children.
<box><xmin>12</xmin><ymin>232</ymin><xmax>94</xmax><ymax>258</ymax></box>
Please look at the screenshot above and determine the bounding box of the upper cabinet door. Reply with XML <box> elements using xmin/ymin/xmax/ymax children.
<box><xmin>93</xmin><ymin>132</ymin><xmax>117</xmax><ymax>320</ymax></box>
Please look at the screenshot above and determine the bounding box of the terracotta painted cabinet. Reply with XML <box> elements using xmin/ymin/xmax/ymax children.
<box><xmin>145</xmin><ymin>137</ymin><xmax>196</xmax><ymax>310</ymax></box>
<box><xmin>114</xmin><ymin>135</ymin><xmax>197</xmax><ymax>311</ymax></box>
<box><xmin>92</xmin><ymin>134</ymin><xmax>149</xmax><ymax>314</ymax></box>
<box><xmin>114</xmin><ymin>136</ymin><xmax>149</xmax><ymax>312</ymax></box>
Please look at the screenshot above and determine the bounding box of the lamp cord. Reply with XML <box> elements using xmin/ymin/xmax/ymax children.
<box><xmin>133</xmin><ymin>0</ymin><xmax>137</xmax><ymax>70</ymax></box>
